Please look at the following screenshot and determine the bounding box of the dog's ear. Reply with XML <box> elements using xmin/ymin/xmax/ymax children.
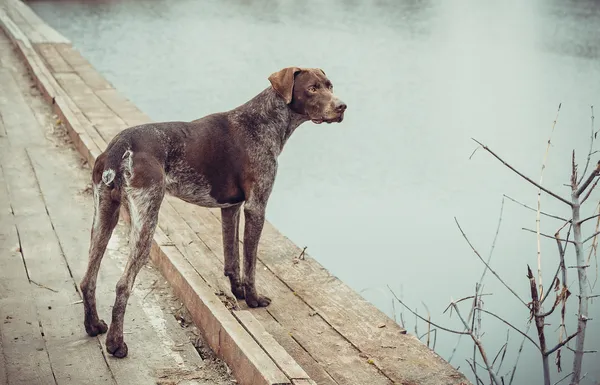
<box><xmin>268</xmin><ymin>67</ymin><xmax>301</xmax><ymax>104</ymax></box>
<box><xmin>318</xmin><ymin>68</ymin><xmax>326</xmax><ymax>76</ymax></box>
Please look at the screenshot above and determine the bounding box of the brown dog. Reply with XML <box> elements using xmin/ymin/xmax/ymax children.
<box><xmin>80</xmin><ymin>67</ymin><xmax>347</xmax><ymax>358</ymax></box>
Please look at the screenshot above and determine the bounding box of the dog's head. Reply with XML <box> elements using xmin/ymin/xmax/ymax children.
<box><xmin>268</xmin><ymin>67</ymin><xmax>347</xmax><ymax>124</ymax></box>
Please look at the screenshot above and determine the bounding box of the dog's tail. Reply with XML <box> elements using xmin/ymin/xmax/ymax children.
<box><xmin>98</xmin><ymin>138</ymin><xmax>132</xmax><ymax>189</ymax></box>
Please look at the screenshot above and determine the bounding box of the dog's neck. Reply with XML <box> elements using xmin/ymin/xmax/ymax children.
<box><xmin>233</xmin><ymin>87</ymin><xmax>308</xmax><ymax>155</ymax></box>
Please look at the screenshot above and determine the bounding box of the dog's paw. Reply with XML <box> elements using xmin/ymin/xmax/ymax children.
<box><xmin>85</xmin><ymin>319</ymin><xmax>108</xmax><ymax>337</ymax></box>
<box><xmin>245</xmin><ymin>294</ymin><xmax>271</xmax><ymax>308</ymax></box>
<box><xmin>231</xmin><ymin>284</ymin><xmax>245</xmax><ymax>300</ymax></box>
<box><xmin>106</xmin><ymin>335</ymin><xmax>128</xmax><ymax>358</ymax></box>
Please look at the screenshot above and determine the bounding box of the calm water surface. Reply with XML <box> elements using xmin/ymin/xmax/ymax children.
<box><xmin>28</xmin><ymin>0</ymin><xmax>600</xmax><ymax>383</ymax></box>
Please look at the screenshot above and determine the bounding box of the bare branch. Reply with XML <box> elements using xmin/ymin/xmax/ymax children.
<box><xmin>466</xmin><ymin>359</ymin><xmax>486</xmax><ymax>385</ymax></box>
<box><xmin>387</xmin><ymin>286</ymin><xmax>470</xmax><ymax>335</ymax></box>
<box><xmin>522</xmin><ymin>228</ymin><xmax>575</xmax><ymax>244</ymax></box>
<box><xmin>580</xmin><ymin>176</ymin><xmax>600</xmax><ymax>204</ymax></box>
<box><xmin>471</xmin><ymin>138</ymin><xmax>572</xmax><ymax>206</ymax></box>
<box><xmin>491</xmin><ymin>330</ymin><xmax>509</xmax><ymax>370</ymax></box>
<box><xmin>477</xmin><ymin>308</ymin><xmax>540</xmax><ymax>351</ymax></box>
<box><xmin>578</xmin><ymin>105</ymin><xmax>596</xmax><ymax>186</ymax></box>
<box><xmin>451</xmin><ymin>303</ymin><xmax>501</xmax><ymax>385</ymax></box>
<box><xmin>576</xmin><ymin>161</ymin><xmax>600</xmax><ymax>198</ymax></box>
<box><xmin>443</xmin><ymin>293</ymin><xmax>493</xmax><ymax>314</ymax></box>
<box><xmin>495</xmin><ymin>330</ymin><xmax>510</xmax><ymax>376</ymax></box>
<box><xmin>583</xmin><ymin>230</ymin><xmax>600</xmax><ymax>244</ymax></box>
<box><xmin>480</xmin><ymin>197</ymin><xmax>506</xmax><ymax>285</ymax></box>
<box><xmin>536</xmin><ymin>105</ymin><xmax>562</xmax><ymax>301</ymax></box>
<box><xmin>508</xmin><ymin>322</ymin><xmax>532</xmax><ymax>385</ymax></box>
<box><xmin>546</xmin><ymin>331</ymin><xmax>578</xmax><ymax>356</ymax></box>
<box><xmin>579</xmin><ymin>213</ymin><xmax>600</xmax><ymax>225</ymax></box>
<box><xmin>541</xmin><ymin>224</ymin><xmax>572</xmax><ymax>305</ymax></box>
<box><xmin>455</xmin><ymin>218</ymin><xmax>529</xmax><ymax>307</ymax></box>
<box><xmin>504</xmin><ymin>194</ymin><xmax>568</xmax><ymax>222</ymax></box>
<box><xmin>552</xmin><ymin>371</ymin><xmax>574</xmax><ymax>385</ymax></box>
<box><xmin>422</xmin><ymin>301</ymin><xmax>432</xmax><ymax>348</ymax></box>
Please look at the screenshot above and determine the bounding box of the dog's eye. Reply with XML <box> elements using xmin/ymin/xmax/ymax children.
<box><xmin>308</xmin><ymin>86</ymin><xmax>317</xmax><ymax>93</ymax></box>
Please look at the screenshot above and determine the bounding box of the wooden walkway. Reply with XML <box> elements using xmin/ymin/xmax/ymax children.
<box><xmin>0</xmin><ymin>1</ymin><xmax>471</xmax><ymax>384</ymax></box>
<box><xmin>0</xmin><ymin>30</ymin><xmax>235</xmax><ymax>385</ymax></box>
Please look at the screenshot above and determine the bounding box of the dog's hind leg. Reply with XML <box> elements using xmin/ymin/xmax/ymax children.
<box><xmin>105</xmin><ymin>152</ymin><xmax>165</xmax><ymax>358</ymax></box>
<box><xmin>222</xmin><ymin>204</ymin><xmax>244</xmax><ymax>299</ymax></box>
<box><xmin>81</xmin><ymin>161</ymin><xmax>121</xmax><ymax>337</ymax></box>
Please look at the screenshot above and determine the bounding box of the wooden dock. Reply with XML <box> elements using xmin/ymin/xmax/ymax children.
<box><xmin>0</xmin><ymin>25</ymin><xmax>236</xmax><ymax>385</ymax></box>
<box><xmin>0</xmin><ymin>1</ymin><xmax>471</xmax><ymax>384</ymax></box>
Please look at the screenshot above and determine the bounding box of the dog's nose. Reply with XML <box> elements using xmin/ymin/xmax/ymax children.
<box><xmin>335</xmin><ymin>101</ymin><xmax>347</xmax><ymax>113</ymax></box>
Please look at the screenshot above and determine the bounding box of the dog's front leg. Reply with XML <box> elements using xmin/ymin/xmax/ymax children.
<box><xmin>242</xmin><ymin>199</ymin><xmax>271</xmax><ymax>308</ymax></box>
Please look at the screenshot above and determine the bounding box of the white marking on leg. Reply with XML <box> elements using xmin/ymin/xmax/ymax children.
<box><xmin>92</xmin><ymin>183</ymin><xmax>100</xmax><ymax>231</ymax></box>
<box><xmin>107</xmin><ymin>227</ymin><xmax>186</xmax><ymax>367</ymax></box>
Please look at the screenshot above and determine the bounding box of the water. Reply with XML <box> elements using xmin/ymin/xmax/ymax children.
<box><xmin>28</xmin><ymin>0</ymin><xmax>600</xmax><ymax>383</ymax></box>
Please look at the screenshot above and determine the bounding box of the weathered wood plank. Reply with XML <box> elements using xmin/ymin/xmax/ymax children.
<box><xmin>0</xmin><ymin>117</ymin><xmax>6</xmax><ymax>139</ymax></box>
<box><xmin>152</xmin><ymin>228</ymin><xmax>290</xmax><ymax>385</ymax></box>
<box><xmin>14</xmin><ymin>40</ymin><xmax>106</xmax><ymax>162</ymax></box>
<box><xmin>202</xmin><ymin>206</ymin><xmax>465</xmax><ymax>384</ymax></box>
<box><xmin>26</xmin><ymin>146</ymin><xmax>208</xmax><ymax>385</ymax></box>
<box><xmin>0</xmin><ymin>335</ymin><xmax>7</xmax><ymax>385</ymax></box>
<box><xmin>95</xmin><ymin>88</ymin><xmax>152</xmax><ymax>127</ymax></box>
<box><xmin>1</xmin><ymin>160</ymin><xmax>55</xmax><ymax>385</ymax></box>
<box><xmin>1</xmin><ymin>2</ymin><xmax>44</xmax><ymax>44</ymax></box>
<box><xmin>234</xmin><ymin>310</ymin><xmax>310</xmax><ymax>381</ymax></box>
<box><xmin>5</xmin><ymin>0</ymin><xmax>69</xmax><ymax>44</ymax></box>
<box><xmin>158</xmin><ymin>198</ymin><xmax>232</xmax><ymax>297</ymax></box>
<box><xmin>0</xmin><ymin>225</ymin><xmax>57</xmax><ymax>385</ymax></box>
<box><xmin>162</xmin><ymin>200</ymin><xmax>390</xmax><ymax>385</ymax></box>
<box><xmin>165</xmin><ymin>204</ymin><xmax>349</xmax><ymax>384</ymax></box>
<box><xmin>35</xmin><ymin>43</ymin><xmax>73</xmax><ymax>73</ymax></box>
<box><xmin>250</xmin><ymin>310</ymin><xmax>337</xmax><ymax>385</ymax></box>
<box><xmin>0</xmin><ymin>147</ymin><xmax>116</xmax><ymax>385</ymax></box>
<box><xmin>53</xmin><ymin>44</ymin><xmax>112</xmax><ymax>90</ymax></box>
<box><xmin>0</xmin><ymin>68</ymin><xmax>46</xmax><ymax>146</ymax></box>
<box><xmin>53</xmin><ymin>72</ymin><xmax>125</xmax><ymax>143</ymax></box>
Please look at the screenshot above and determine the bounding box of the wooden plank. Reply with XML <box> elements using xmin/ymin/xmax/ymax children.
<box><xmin>250</xmin><ymin>311</ymin><xmax>337</xmax><ymax>385</ymax></box>
<box><xmin>95</xmin><ymin>89</ymin><xmax>152</xmax><ymax>127</ymax></box>
<box><xmin>1</xmin><ymin>2</ymin><xmax>44</xmax><ymax>44</ymax></box>
<box><xmin>292</xmin><ymin>381</ymin><xmax>317</xmax><ymax>385</ymax></box>
<box><xmin>0</xmin><ymin>68</ymin><xmax>46</xmax><ymax>146</ymax></box>
<box><xmin>152</xmin><ymin>228</ymin><xmax>290</xmax><ymax>385</ymax></box>
<box><xmin>0</xmin><ymin>117</ymin><xmax>6</xmax><ymax>139</ymax></box>
<box><xmin>6</xmin><ymin>0</ymin><xmax>69</xmax><ymax>44</ymax></box>
<box><xmin>54</xmin><ymin>44</ymin><xmax>112</xmax><ymax>90</ymax></box>
<box><xmin>234</xmin><ymin>310</ymin><xmax>310</xmax><ymax>381</ymax></box>
<box><xmin>7</xmin><ymin>39</ymin><xmax>105</xmax><ymax>163</ymax></box>
<box><xmin>54</xmin><ymin>72</ymin><xmax>125</xmax><ymax>143</ymax></box>
<box><xmin>35</xmin><ymin>43</ymin><xmax>73</xmax><ymax>73</ymax></box>
<box><xmin>158</xmin><ymin>199</ymin><xmax>232</xmax><ymax>297</ymax></box>
<box><xmin>26</xmin><ymin>146</ymin><xmax>208</xmax><ymax>385</ymax></box>
<box><xmin>1</xmin><ymin>147</ymin><xmax>116</xmax><ymax>385</ymax></box>
<box><xmin>0</xmin><ymin>165</ymin><xmax>55</xmax><ymax>385</ymax></box>
<box><xmin>1</xmin><ymin>160</ymin><xmax>55</xmax><ymax>385</ymax></box>
<box><xmin>162</xmin><ymin>200</ymin><xmax>389</xmax><ymax>385</ymax></box>
<box><xmin>213</xmin><ymin>208</ymin><xmax>464</xmax><ymax>384</ymax></box>
<box><xmin>0</xmin><ymin>224</ymin><xmax>56</xmax><ymax>385</ymax></box>
<box><xmin>0</xmin><ymin>335</ymin><xmax>7</xmax><ymax>385</ymax></box>
<box><xmin>189</xmin><ymin>205</ymin><xmax>465</xmax><ymax>384</ymax></box>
